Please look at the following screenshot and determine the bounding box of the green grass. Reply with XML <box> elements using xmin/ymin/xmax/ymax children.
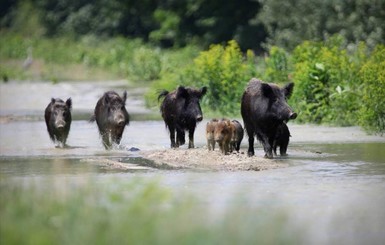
<box><xmin>0</xmin><ymin>177</ymin><xmax>299</xmax><ymax>245</ymax></box>
<box><xmin>0</xmin><ymin>32</ymin><xmax>200</xmax><ymax>83</ymax></box>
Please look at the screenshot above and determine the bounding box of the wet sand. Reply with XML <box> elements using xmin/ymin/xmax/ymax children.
<box><xmin>142</xmin><ymin>148</ymin><xmax>288</xmax><ymax>171</ymax></box>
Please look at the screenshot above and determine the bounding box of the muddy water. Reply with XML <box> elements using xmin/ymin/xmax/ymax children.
<box><xmin>1</xmin><ymin>81</ymin><xmax>385</xmax><ymax>244</ymax></box>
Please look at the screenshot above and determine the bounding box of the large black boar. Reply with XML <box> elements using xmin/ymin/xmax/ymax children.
<box><xmin>273</xmin><ymin>123</ymin><xmax>291</xmax><ymax>156</ymax></box>
<box><xmin>241</xmin><ymin>78</ymin><xmax>297</xmax><ymax>158</ymax></box>
<box><xmin>158</xmin><ymin>86</ymin><xmax>207</xmax><ymax>148</ymax></box>
<box><xmin>91</xmin><ymin>91</ymin><xmax>130</xmax><ymax>149</ymax></box>
<box><xmin>44</xmin><ymin>98</ymin><xmax>72</xmax><ymax>147</ymax></box>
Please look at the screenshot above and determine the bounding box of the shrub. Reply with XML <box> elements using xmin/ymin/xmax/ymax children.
<box><xmin>290</xmin><ymin>36</ymin><xmax>364</xmax><ymax>125</ymax></box>
<box><xmin>127</xmin><ymin>47</ymin><xmax>162</xmax><ymax>82</ymax></box>
<box><xmin>145</xmin><ymin>40</ymin><xmax>257</xmax><ymax>116</ymax></box>
<box><xmin>182</xmin><ymin>40</ymin><xmax>257</xmax><ymax>115</ymax></box>
<box><xmin>359</xmin><ymin>45</ymin><xmax>385</xmax><ymax>134</ymax></box>
<box><xmin>263</xmin><ymin>46</ymin><xmax>290</xmax><ymax>83</ymax></box>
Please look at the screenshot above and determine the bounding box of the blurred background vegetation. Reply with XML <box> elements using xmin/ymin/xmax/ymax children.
<box><xmin>0</xmin><ymin>0</ymin><xmax>384</xmax><ymax>133</ymax></box>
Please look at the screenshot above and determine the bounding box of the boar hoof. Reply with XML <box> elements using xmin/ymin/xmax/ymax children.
<box><xmin>264</xmin><ymin>153</ymin><xmax>274</xmax><ymax>159</ymax></box>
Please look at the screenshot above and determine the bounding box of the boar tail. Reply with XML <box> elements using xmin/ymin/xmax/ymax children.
<box><xmin>157</xmin><ymin>90</ymin><xmax>169</xmax><ymax>102</ymax></box>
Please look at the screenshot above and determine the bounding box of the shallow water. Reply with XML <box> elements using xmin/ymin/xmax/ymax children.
<box><xmin>1</xmin><ymin>81</ymin><xmax>385</xmax><ymax>244</ymax></box>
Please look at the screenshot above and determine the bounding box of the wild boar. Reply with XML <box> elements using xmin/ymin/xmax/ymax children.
<box><xmin>158</xmin><ymin>86</ymin><xmax>207</xmax><ymax>148</ymax></box>
<box><xmin>273</xmin><ymin>123</ymin><xmax>291</xmax><ymax>156</ymax></box>
<box><xmin>214</xmin><ymin>119</ymin><xmax>234</xmax><ymax>155</ymax></box>
<box><xmin>230</xmin><ymin>120</ymin><xmax>244</xmax><ymax>153</ymax></box>
<box><xmin>44</xmin><ymin>98</ymin><xmax>72</xmax><ymax>147</ymax></box>
<box><xmin>91</xmin><ymin>91</ymin><xmax>130</xmax><ymax>149</ymax></box>
<box><xmin>206</xmin><ymin>119</ymin><xmax>218</xmax><ymax>151</ymax></box>
<box><xmin>241</xmin><ymin>78</ymin><xmax>297</xmax><ymax>158</ymax></box>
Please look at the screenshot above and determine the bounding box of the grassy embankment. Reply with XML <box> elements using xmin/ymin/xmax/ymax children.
<box><xmin>0</xmin><ymin>178</ymin><xmax>299</xmax><ymax>245</ymax></box>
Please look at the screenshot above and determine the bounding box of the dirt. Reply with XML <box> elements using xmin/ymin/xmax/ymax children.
<box><xmin>141</xmin><ymin>148</ymin><xmax>288</xmax><ymax>171</ymax></box>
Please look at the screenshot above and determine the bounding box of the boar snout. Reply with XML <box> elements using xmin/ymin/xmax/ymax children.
<box><xmin>117</xmin><ymin>119</ymin><xmax>125</xmax><ymax>126</ymax></box>
<box><xmin>56</xmin><ymin>120</ymin><xmax>66</xmax><ymax>129</ymax></box>
<box><xmin>289</xmin><ymin>112</ymin><xmax>297</xmax><ymax>120</ymax></box>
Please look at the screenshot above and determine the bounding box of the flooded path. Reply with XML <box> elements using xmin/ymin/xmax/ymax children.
<box><xmin>1</xmin><ymin>81</ymin><xmax>385</xmax><ymax>244</ymax></box>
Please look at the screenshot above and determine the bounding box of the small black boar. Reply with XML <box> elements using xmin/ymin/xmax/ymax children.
<box><xmin>206</xmin><ymin>118</ymin><xmax>218</xmax><ymax>151</ymax></box>
<box><xmin>230</xmin><ymin>120</ymin><xmax>244</xmax><ymax>153</ymax></box>
<box><xmin>158</xmin><ymin>86</ymin><xmax>207</xmax><ymax>148</ymax></box>
<box><xmin>273</xmin><ymin>123</ymin><xmax>291</xmax><ymax>156</ymax></box>
<box><xmin>214</xmin><ymin>119</ymin><xmax>234</xmax><ymax>155</ymax></box>
<box><xmin>241</xmin><ymin>78</ymin><xmax>297</xmax><ymax>158</ymax></box>
<box><xmin>91</xmin><ymin>91</ymin><xmax>130</xmax><ymax>149</ymax></box>
<box><xmin>44</xmin><ymin>98</ymin><xmax>72</xmax><ymax>147</ymax></box>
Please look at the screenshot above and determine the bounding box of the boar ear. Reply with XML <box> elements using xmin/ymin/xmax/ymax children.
<box><xmin>200</xmin><ymin>86</ymin><xmax>207</xmax><ymax>98</ymax></box>
<box><xmin>66</xmin><ymin>98</ymin><xmax>72</xmax><ymax>110</ymax></box>
<box><xmin>122</xmin><ymin>91</ymin><xmax>127</xmax><ymax>103</ymax></box>
<box><xmin>283</xmin><ymin>82</ymin><xmax>294</xmax><ymax>99</ymax></box>
<box><xmin>104</xmin><ymin>93</ymin><xmax>111</xmax><ymax>105</ymax></box>
<box><xmin>51</xmin><ymin>98</ymin><xmax>56</xmax><ymax>104</ymax></box>
<box><xmin>176</xmin><ymin>86</ymin><xmax>188</xmax><ymax>98</ymax></box>
<box><xmin>261</xmin><ymin>83</ymin><xmax>273</xmax><ymax>97</ymax></box>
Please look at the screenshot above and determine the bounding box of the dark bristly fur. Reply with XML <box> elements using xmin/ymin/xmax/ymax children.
<box><xmin>44</xmin><ymin>98</ymin><xmax>72</xmax><ymax>147</ymax></box>
<box><xmin>159</xmin><ymin>86</ymin><xmax>207</xmax><ymax>148</ymax></box>
<box><xmin>91</xmin><ymin>91</ymin><xmax>130</xmax><ymax>149</ymax></box>
<box><xmin>241</xmin><ymin>78</ymin><xmax>297</xmax><ymax>158</ymax></box>
<box><xmin>273</xmin><ymin>122</ymin><xmax>291</xmax><ymax>156</ymax></box>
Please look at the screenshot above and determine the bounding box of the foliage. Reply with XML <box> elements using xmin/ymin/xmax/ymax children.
<box><xmin>0</xmin><ymin>179</ymin><xmax>299</xmax><ymax>245</ymax></box>
<box><xmin>0</xmin><ymin>0</ymin><xmax>266</xmax><ymax>51</ymax></box>
<box><xmin>359</xmin><ymin>45</ymin><xmax>385</xmax><ymax>134</ymax></box>
<box><xmin>263</xmin><ymin>46</ymin><xmax>290</xmax><ymax>83</ymax></box>
<box><xmin>127</xmin><ymin>47</ymin><xmax>162</xmax><ymax>82</ymax></box>
<box><xmin>290</xmin><ymin>36</ymin><xmax>367</xmax><ymax>125</ymax></box>
<box><xmin>146</xmin><ymin>40</ymin><xmax>257</xmax><ymax>116</ymax></box>
<box><xmin>0</xmin><ymin>32</ymin><xmax>199</xmax><ymax>82</ymax></box>
<box><xmin>3</xmin><ymin>0</ymin><xmax>385</xmax><ymax>52</ymax></box>
<box><xmin>259</xmin><ymin>0</ymin><xmax>385</xmax><ymax>50</ymax></box>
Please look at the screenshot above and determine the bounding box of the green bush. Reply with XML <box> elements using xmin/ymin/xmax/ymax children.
<box><xmin>166</xmin><ymin>40</ymin><xmax>256</xmax><ymax>115</ymax></box>
<box><xmin>263</xmin><ymin>46</ymin><xmax>290</xmax><ymax>83</ymax></box>
<box><xmin>359</xmin><ymin>45</ymin><xmax>385</xmax><ymax>134</ymax></box>
<box><xmin>146</xmin><ymin>40</ymin><xmax>257</xmax><ymax>116</ymax></box>
<box><xmin>127</xmin><ymin>47</ymin><xmax>162</xmax><ymax>82</ymax></box>
<box><xmin>290</xmin><ymin>36</ymin><xmax>364</xmax><ymax>125</ymax></box>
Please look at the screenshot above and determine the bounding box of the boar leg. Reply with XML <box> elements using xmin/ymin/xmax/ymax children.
<box><xmin>176</xmin><ymin>128</ymin><xmax>185</xmax><ymax>147</ymax></box>
<box><xmin>207</xmin><ymin>139</ymin><xmax>215</xmax><ymax>151</ymax></box>
<box><xmin>263</xmin><ymin>136</ymin><xmax>274</xmax><ymax>159</ymax></box>
<box><xmin>101</xmin><ymin>131</ymin><xmax>112</xmax><ymax>150</ymax></box>
<box><xmin>247</xmin><ymin>135</ymin><xmax>255</xmax><ymax>157</ymax></box>
<box><xmin>272</xmin><ymin>140</ymin><xmax>278</xmax><ymax>156</ymax></box>
<box><xmin>236</xmin><ymin>141</ymin><xmax>241</xmax><ymax>152</ymax></box>
<box><xmin>280</xmin><ymin>142</ymin><xmax>288</xmax><ymax>156</ymax></box>
<box><xmin>169</xmin><ymin>125</ymin><xmax>177</xmax><ymax>148</ymax></box>
<box><xmin>224</xmin><ymin>141</ymin><xmax>230</xmax><ymax>155</ymax></box>
<box><xmin>188</xmin><ymin>128</ymin><xmax>195</xmax><ymax>148</ymax></box>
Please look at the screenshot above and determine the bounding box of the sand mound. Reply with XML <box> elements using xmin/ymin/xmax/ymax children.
<box><xmin>142</xmin><ymin>148</ymin><xmax>288</xmax><ymax>171</ymax></box>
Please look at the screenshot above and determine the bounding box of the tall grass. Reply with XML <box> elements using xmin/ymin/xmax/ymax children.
<box><xmin>0</xmin><ymin>178</ymin><xmax>299</xmax><ymax>245</ymax></box>
<box><xmin>0</xmin><ymin>32</ymin><xmax>200</xmax><ymax>82</ymax></box>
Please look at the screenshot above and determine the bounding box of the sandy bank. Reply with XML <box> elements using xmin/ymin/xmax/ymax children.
<box><xmin>141</xmin><ymin>148</ymin><xmax>288</xmax><ymax>171</ymax></box>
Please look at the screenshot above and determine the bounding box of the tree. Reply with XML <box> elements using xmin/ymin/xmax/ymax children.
<box><xmin>258</xmin><ymin>0</ymin><xmax>385</xmax><ymax>50</ymax></box>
